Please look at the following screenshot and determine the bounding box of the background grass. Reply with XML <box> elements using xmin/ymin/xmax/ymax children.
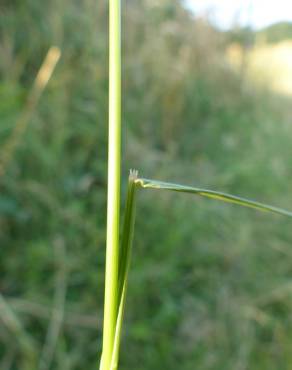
<box><xmin>1</xmin><ymin>1</ymin><xmax>292</xmax><ymax>369</ymax></box>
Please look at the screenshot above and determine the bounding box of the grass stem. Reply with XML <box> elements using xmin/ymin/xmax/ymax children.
<box><xmin>101</xmin><ymin>0</ymin><xmax>122</xmax><ymax>369</ymax></box>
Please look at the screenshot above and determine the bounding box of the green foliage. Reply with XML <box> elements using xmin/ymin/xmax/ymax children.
<box><xmin>257</xmin><ymin>21</ymin><xmax>292</xmax><ymax>43</ymax></box>
<box><xmin>136</xmin><ymin>177</ymin><xmax>292</xmax><ymax>217</ymax></box>
<box><xmin>1</xmin><ymin>1</ymin><xmax>292</xmax><ymax>370</ymax></box>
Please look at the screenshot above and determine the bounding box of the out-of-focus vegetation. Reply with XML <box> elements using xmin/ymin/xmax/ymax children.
<box><xmin>227</xmin><ymin>40</ymin><xmax>292</xmax><ymax>95</ymax></box>
<box><xmin>257</xmin><ymin>22</ymin><xmax>292</xmax><ymax>44</ymax></box>
<box><xmin>1</xmin><ymin>1</ymin><xmax>292</xmax><ymax>369</ymax></box>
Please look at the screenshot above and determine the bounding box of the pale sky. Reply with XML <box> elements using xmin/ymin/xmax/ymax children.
<box><xmin>184</xmin><ymin>0</ymin><xmax>292</xmax><ymax>29</ymax></box>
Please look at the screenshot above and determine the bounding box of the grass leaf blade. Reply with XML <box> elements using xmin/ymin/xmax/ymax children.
<box><xmin>136</xmin><ymin>178</ymin><xmax>292</xmax><ymax>217</ymax></box>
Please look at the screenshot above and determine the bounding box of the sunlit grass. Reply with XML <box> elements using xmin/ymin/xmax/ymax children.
<box><xmin>101</xmin><ymin>171</ymin><xmax>292</xmax><ymax>369</ymax></box>
<box><xmin>100</xmin><ymin>2</ymin><xmax>292</xmax><ymax>370</ymax></box>
<box><xmin>227</xmin><ymin>40</ymin><xmax>292</xmax><ymax>95</ymax></box>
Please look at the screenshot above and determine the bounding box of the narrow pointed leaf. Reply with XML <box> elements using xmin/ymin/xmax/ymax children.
<box><xmin>135</xmin><ymin>178</ymin><xmax>292</xmax><ymax>218</ymax></box>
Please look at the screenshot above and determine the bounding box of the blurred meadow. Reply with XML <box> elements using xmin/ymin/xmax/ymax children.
<box><xmin>1</xmin><ymin>1</ymin><xmax>292</xmax><ymax>369</ymax></box>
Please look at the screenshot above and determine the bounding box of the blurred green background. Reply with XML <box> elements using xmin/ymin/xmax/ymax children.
<box><xmin>1</xmin><ymin>1</ymin><xmax>292</xmax><ymax>369</ymax></box>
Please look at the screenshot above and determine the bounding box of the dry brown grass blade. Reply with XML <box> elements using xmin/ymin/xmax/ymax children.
<box><xmin>0</xmin><ymin>46</ymin><xmax>61</xmax><ymax>177</ymax></box>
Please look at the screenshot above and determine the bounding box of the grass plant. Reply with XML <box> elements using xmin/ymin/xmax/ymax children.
<box><xmin>102</xmin><ymin>171</ymin><xmax>292</xmax><ymax>369</ymax></box>
<box><xmin>2</xmin><ymin>1</ymin><xmax>292</xmax><ymax>369</ymax></box>
<box><xmin>100</xmin><ymin>1</ymin><xmax>292</xmax><ymax>370</ymax></box>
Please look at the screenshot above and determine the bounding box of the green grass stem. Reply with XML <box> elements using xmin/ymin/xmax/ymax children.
<box><xmin>101</xmin><ymin>0</ymin><xmax>122</xmax><ymax>369</ymax></box>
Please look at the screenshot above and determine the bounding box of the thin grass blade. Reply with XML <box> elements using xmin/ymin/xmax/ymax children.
<box><xmin>0</xmin><ymin>46</ymin><xmax>60</xmax><ymax>178</ymax></box>
<box><xmin>136</xmin><ymin>178</ymin><xmax>292</xmax><ymax>217</ymax></box>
